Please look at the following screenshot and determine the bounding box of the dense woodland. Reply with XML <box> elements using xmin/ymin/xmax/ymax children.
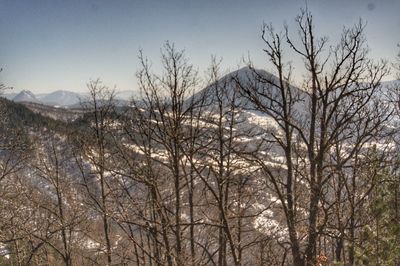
<box><xmin>0</xmin><ymin>11</ymin><xmax>400</xmax><ymax>266</ymax></box>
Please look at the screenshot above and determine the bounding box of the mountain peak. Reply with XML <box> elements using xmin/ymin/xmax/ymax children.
<box><xmin>13</xmin><ymin>90</ymin><xmax>40</xmax><ymax>103</ymax></box>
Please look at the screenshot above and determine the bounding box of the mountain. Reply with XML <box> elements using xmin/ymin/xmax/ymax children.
<box><xmin>4</xmin><ymin>89</ymin><xmax>138</xmax><ymax>108</ymax></box>
<box><xmin>189</xmin><ymin>66</ymin><xmax>306</xmax><ymax>114</ymax></box>
<box><xmin>12</xmin><ymin>90</ymin><xmax>41</xmax><ymax>103</ymax></box>
<box><xmin>37</xmin><ymin>90</ymin><xmax>82</xmax><ymax>106</ymax></box>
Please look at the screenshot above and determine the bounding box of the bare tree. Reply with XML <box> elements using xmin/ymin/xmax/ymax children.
<box><xmin>29</xmin><ymin>133</ymin><xmax>88</xmax><ymax>266</ymax></box>
<box><xmin>75</xmin><ymin>80</ymin><xmax>117</xmax><ymax>265</ymax></box>
<box><xmin>238</xmin><ymin>10</ymin><xmax>389</xmax><ymax>265</ymax></box>
<box><xmin>107</xmin><ymin>42</ymin><xmax>201</xmax><ymax>266</ymax></box>
<box><xmin>395</xmin><ymin>45</ymin><xmax>400</xmax><ymax>79</ymax></box>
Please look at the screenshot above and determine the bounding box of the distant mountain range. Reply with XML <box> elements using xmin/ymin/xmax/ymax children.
<box><xmin>2</xmin><ymin>89</ymin><xmax>138</xmax><ymax>107</ymax></box>
<box><xmin>2</xmin><ymin>69</ymin><xmax>398</xmax><ymax>109</ymax></box>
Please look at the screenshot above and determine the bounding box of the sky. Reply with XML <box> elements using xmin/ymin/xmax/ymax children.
<box><xmin>0</xmin><ymin>0</ymin><xmax>399</xmax><ymax>93</ymax></box>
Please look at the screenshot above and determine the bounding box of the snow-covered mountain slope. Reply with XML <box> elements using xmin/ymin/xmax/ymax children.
<box><xmin>37</xmin><ymin>90</ymin><xmax>82</xmax><ymax>106</ymax></box>
<box><xmin>12</xmin><ymin>90</ymin><xmax>41</xmax><ymax>103</ymax></box>
<box><xmin>4</xmin><ymin>89</ymin><xmax>138</xmax><ymax>108</ymax></box>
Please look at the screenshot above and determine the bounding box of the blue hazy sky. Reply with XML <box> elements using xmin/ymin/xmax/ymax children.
<box><xmin>0</xmin><ymin>0</ymin><xmax>399</xmax><ymax>93</ymax></box>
